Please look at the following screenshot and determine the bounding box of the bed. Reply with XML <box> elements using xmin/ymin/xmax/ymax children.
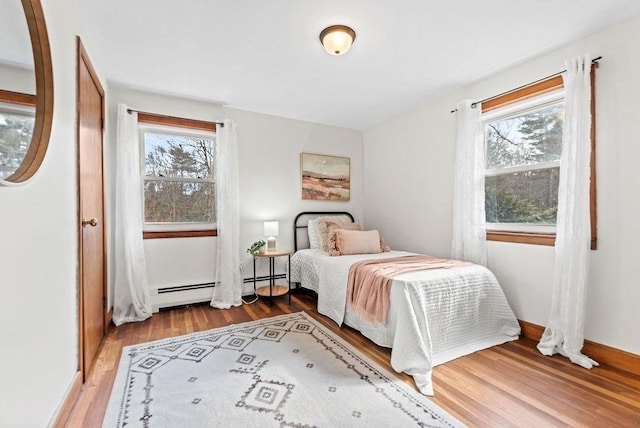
<box><xmin>290</xmin><ymin>211</ymin><xmax>521</xmax><ymax>395</ymax></box>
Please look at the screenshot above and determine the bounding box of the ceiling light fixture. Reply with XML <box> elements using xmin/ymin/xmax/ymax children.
<box><xmin>319</xmin><ymin>25</ymin><xmax>356</xmax><ymax>56</ymax></box>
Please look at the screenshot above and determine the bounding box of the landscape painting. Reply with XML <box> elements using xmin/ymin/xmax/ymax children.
<box><xmin>301</xmin><ymin>153</ymin><xmax>350</xmax><ymax>201</ymax></box>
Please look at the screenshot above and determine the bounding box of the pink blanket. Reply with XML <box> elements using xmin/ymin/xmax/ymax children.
<box><xmin>347</xmin><ymin>255</ymin><xmax>470</xmax><ymax>324</ymax></box>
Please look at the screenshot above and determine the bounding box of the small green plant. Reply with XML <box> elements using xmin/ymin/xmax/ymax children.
<box><xmin>246</xmin><ymin>240</ymin><xmax>266</xmax><ymax>256</ymax></box>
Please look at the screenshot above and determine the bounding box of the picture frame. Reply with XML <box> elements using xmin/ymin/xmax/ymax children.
<box><xmin>300</xmin><ymin>152</ymin><xmax>350</xmax><ymax>201</ymax></box>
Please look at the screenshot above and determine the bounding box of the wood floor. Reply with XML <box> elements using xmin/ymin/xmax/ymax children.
<box><xmin>67</xmin><ymin>293</ymin><xmax>640</xmax><ymax>427</ymax></box>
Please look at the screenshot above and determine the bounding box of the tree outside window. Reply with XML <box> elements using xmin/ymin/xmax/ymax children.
<box><xmin>484</xmin><ymin>99</ymin><xmax>563</xmax><ymax>226</ymax></box>
<box><xmin>0</xmin><ymin>110</ymin><xmax>35</xmax><ymax>179</ymax></box>
<box><xmin>142</xmin><ymin>129</ymin><xmax>215</xmax><ymax>226</ymax></box>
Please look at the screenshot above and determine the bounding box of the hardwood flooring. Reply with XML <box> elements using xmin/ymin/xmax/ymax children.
<box><xmin>66</xmin><ymin>293</ymin><xmax>640</xmax><ymax>427</ymax></box>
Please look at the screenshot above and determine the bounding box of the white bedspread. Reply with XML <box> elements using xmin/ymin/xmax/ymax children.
<box><xmin>290</xmin><ymin>249</ymin><xmax>521</xmax><ymax>395</ymax></box>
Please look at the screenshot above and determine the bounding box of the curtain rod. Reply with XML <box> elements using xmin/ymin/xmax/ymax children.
<box><xmin>450</xmin><ymin>56</ymin><xmax>602</xmax><ymax>113</ymax></box>
<box><xmin>126</xmin><ymin>108</ymin><xmax>224</xmax><ymax>127</ymax></box>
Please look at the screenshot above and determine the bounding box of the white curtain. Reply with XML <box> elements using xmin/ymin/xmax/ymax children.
<box><xmin>451</xmin><ymin>100</ymin><xmax>487</xmax><ymax>266</ymax></box>
<box><xmin>211</xmin><ymin>119</ymin><xmax>242</xmax><ymax>308</ymax></box>
<box><xmin>113</xmin><ymin>104</ymin><xmax>152</xmax><ymax>326</ymax></box>
<box><xmin>537</xmin><ymin>54</ymin><xmax>597</xmax><ymax>368</ymax></box>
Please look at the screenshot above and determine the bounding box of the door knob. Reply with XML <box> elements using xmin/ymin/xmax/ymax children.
<box><xmin>82</xmin><ymin>218</ymin><xmax>98</xmax><ymax>227</ymax></box>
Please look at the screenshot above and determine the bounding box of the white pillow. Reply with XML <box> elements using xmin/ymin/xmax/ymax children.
<box><xmin>308</xmin><ymin>218</ymin><xmax>321</xmax><ymax>249</ymax></box>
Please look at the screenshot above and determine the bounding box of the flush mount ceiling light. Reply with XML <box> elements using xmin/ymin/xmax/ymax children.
<box><xmin>319</xmin><ymin>25</ymin><xmax>356</xmax><ymax>56</ymax></box>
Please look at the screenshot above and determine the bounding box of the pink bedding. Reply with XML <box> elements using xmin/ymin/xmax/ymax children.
<box><xmin>347</xmin><ymin>255</ymin><xmax>470</xmax><ymax>323</ymax></box>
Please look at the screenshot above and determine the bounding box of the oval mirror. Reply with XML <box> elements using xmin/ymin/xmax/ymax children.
<box><xmin>0</xmin><ymin>0</ymin><xmax>53</xmax><ymax>186</ymax></box>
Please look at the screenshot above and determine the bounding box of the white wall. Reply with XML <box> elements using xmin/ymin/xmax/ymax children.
<box><xmin>106</xmin><ymin>87</ymin><xmax>364</xmax><ymax>309</ymax></box>
<box><xmin>363</xmin><ymin>16</ymin><xmax>640</xmax><ymax>355</ymax></box>
<box><xmin>0</xmin><ymin>0</ymin><xmax>102</xmax><ymax>425</ymax></box>
<box><xmin>0</xmin><ymin>62</ymin><xmax>35</xmax><ymax>94</ymax></box>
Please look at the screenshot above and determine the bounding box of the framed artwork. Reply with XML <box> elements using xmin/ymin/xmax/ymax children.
<box><xmin>301</xmin><ymin>153</ymin><xmax>350</xmax><ymax>201</ymax></box>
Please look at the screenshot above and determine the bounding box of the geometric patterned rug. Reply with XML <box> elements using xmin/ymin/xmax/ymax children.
<box><xmin>103</xmin><ymin>312</ymin><xmax>463</xmax><ymax>427</ymax></box>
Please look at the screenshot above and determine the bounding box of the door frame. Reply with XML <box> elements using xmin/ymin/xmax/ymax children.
<box><xmin>76</xmin><ymin>36</ymin><xmax>107</xmax><ymax>381</ymax></box>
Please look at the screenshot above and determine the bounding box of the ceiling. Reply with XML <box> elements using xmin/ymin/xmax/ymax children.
<box><xmin>78</xmin><ymin>0</ymin><xmax>640</xmax><ymax>130</ymax></box>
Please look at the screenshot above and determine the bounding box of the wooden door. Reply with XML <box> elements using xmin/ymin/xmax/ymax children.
<box><xmin>77</xmin><ymin>37</ymin><xmax>106</xmax><ymax>380</ymax></box>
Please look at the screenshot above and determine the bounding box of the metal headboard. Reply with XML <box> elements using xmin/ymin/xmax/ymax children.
<box><xmin>293</xmin><ymin>211</ymin><xmax>355</xmax><ymax>252</ymax></box>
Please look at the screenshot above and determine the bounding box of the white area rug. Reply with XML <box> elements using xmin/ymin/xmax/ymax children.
<box><xmin>104</xmin><ymin>312</ymin><xmax>463</xmax><ymax>427</ymax></box>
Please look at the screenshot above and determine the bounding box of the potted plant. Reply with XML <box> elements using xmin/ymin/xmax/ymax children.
<box><xmin>246</xmin><ymin>240</ymin><xmax>266</xmax><ymax>256</ymax></box>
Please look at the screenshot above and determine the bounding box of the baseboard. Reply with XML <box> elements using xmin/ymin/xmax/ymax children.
<box><xmin>150</xmin><ymin>275</ymin><xmax>289</xmax><ymax>312</ymax></box>
<box><xmin>104</xmin><ymin>307</ymin><xmax>113</xmax><ymax>332</ymax></box>
<box><xmin>518</xmin><ymin>320</ymin><xmax>640</xmax><ymax>376</ymax></box>
<box><xmin>518</xmin><ymin>320</ymin><xmax>545</xmax><ymax>341</ymax></box>
<box><xmin>49</xmin><ymin>371</ymin><xmax>82</xmax><ymax>428</ymax></box>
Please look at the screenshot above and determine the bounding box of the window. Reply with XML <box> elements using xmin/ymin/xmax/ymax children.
<box><xmin>138</xmin><ymin>113</ymin><xmax>217</xmax><ymax>238</ymax></box>
<box><xmin>483</xmin><ymin>90</ymin><xmax>563</xmax><ymax>234</ymax></box>
<box><xmin>481</xmin><ymin>72</ymin><xmax>597</xmax><ymax>247</ymax></box>
<box><xmin>0</xmin><ymin>96</ymin><xmax>36</xmax><ymax>180</ymax></box>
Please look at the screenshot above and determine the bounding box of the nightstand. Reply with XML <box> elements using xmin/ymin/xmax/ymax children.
<box><xmin>253</xmin><ymin>249</ymin><xmax>292</xmax><ymax>305</ymax></box>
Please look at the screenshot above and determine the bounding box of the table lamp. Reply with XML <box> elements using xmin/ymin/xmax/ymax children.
<box><xmin>264</xmin><ymin>221</ymin><xmax>279</xmax><ymax>251</ymax></box>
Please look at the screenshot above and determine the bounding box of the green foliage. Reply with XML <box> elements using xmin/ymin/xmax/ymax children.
<box><xmin>518</xmin><ymin>107</ymin><xmax>563</xmax><ymax>162</ymax></box>
<box><xmin>247</xmin><ymin>240</ymin><xmax>266</xmax><ymax>256</ymax></box>
<box><xmin>0</xmin><ymin>113</ymin><xmax>35</xmax><ymax>178</ymax></box>
<box><xmin>486</xmin><ymin>187</ymin><xmax>557</xmax><ymax>223</ymax></box>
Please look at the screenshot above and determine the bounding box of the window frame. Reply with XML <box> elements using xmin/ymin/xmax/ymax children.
<box><xmin>481</xmin><ymin>68</ymin><xmax>597</xmax><ymax>249</ymax></box>
<box><xmin>0</xmin><ymin>89</ymin><xmax>36</xmax><ymax>108</ymax></box>
<box><xmin>137</xmin><ymin>112</ymin><xmax>218</xmax><ymax>239</ymax></box>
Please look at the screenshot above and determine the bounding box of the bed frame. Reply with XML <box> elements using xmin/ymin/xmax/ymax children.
<box><xmin>293</xmin><ymin>211</ymin><xmax>354</xmax><ymax>252</ymax></box>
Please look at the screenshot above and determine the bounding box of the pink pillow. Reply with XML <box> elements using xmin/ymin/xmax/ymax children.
<box><xmin>316</xmin><ymin>215</ymin><xmax>353</xmax><ymax>252</ymax></box>
<box><xmin>329</xmin><ymin>229</ymin><xmax>390</xmax><ymax>256</ymax></box>
<box><xmin>327</xmin><ymin>220</ymin><xmax>361</xmax><ymax>235</ymax></box>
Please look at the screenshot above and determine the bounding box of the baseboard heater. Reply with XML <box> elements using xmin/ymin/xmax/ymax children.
<box><xmin>157</xmin><ymin>274</ymin><xmax>287</xmax><ymax>294</ymax></box>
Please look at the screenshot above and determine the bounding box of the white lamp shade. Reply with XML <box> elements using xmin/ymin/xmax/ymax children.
<box><xmin>320</xmin><ymin>25</ymin><xmax>356</xmax><ymax>56</ymax></box>
<box><xmin>264</xmin><ymin>221</ymin><xmax>279</xmax><ymax>237</ymax></box>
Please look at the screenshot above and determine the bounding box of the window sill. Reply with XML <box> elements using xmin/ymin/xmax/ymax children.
<box><xmin>486</xmin><ymin>230</ymin><xmax>556</xmax><ymax>246</ymax></box>
<box><xmin>487</xmin><ymin>230</ymin><xmax>597</xmax><ymax>249</ymax></box>
<box><xmin>143</xmin><ymin>230</ymin><xmax>218</xmax><ymax>239</ymax></box>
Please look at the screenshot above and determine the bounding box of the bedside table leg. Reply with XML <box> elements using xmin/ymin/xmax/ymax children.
<box><xmin>288</xmin><ymin>254</ymin><xmax>291</xmax><ymax>304</ymax></box>
<box><xmin>253</xmin><ymin>256</ymin><xmax>257</xmax><ymax>297</ymax></box>
<box><xmin>269</xmin><ymin>256</ymin><xmax>274</xmax><ymax>307</ymax></box>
